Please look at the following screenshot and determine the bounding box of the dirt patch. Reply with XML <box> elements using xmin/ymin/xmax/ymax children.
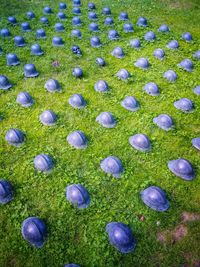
<box><xmin>182</xmin><ymin>252</ymin><xmax>200</xmax><ymax>267</ymax></box>
<box><xmin>181</xmin><ymin>212</ymin><xmax>200</xmax><ymax>223</ymax></box>
<box><xmin>157</xmin><ymin>231</ymin><xmax>168</xmax><ymax>243</ymax></box>
<box><xmin>157</xmin><ymin>224</ymin><xmax>188</xmax><ymax>244</ymax></box>
<box><xmin>169</xmin><ymin>2</ymin><xmax>193</xmax><ymax>9</ymax></box>
<box><xmin>172</xmin><ymin>224</ymin><xmax>188</xmax><ymax>242</ymax></box>
<box><xmin>52</xmin><ymin>60</ymin><xmax>60</xmax><ymax>67</ymax></box>
<box><xmin>160</xmin><ymin>0</ymin><xmax>194</xmax><ymax>10</ymax></box>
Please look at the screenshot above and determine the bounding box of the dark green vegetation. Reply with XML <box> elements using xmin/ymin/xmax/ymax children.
<box><xmin>0</xmin><ymin>0</ymin><xmax>200</xmax><ymax>266</ymax></box>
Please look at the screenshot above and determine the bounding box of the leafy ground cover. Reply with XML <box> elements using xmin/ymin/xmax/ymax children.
<box><xmin>0</xmin><ymin>0</ymin><xmax>200</xmax><ymax>266</ymax></box>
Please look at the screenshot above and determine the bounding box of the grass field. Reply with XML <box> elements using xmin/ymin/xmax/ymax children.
<box><xmin>0</xmin><ymin>0</ymin><xmax>200</xmax><ymax>266</ymax></box>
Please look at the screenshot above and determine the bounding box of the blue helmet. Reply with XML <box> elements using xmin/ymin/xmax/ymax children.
<box><xmin>167</xmin><ymin>40</ymin><xmax>179</xmax><ymax>49</ymax></box>
<box><xmin>153</xmin><ymin>48</ymin><xmax>165</xmax><ymax>60</ymax></box>
<box><xmin>153</xmin><ymin>114</ymin><xmax>173</xmax><ymax>131</ymax></box>
<box><xmin>96</xmin><ymin>112</ymin><xmax>116</xmax><ymax>128</ymax></box>
<box><xmin>71</xmin><ymin>29</ymin><xmax>82</xmax><ymax>38</ymax></box>
<box><xmin>39</xmin><ymin>110</ymin><xmax>57</xmax><ymax>126</ymax></box>
<box><xmin>104</xmin><ymin>17</ymin><xmax>114</xmax><ymax>25</ymax></box>
<box><xmin>111</xmin><ymin>47</ymin><xmax>125</xmax><ymax>59</ymax></box>
<box><xmin>137</xmin><ymin>17</ymin><xmax>148</xmax><ymax>27</ymax></box>
<box><xmin>73</xmin><ymin>7</ymin><xmax>81</xmax><ymax>15</ymax></box>
<box><xmin>40</xmin><ymin>17</ymin><xmax>49</xmax><ymax>24</ymax></box>
<box><xmin>89</xmin><ymin>22</ymin><xmax>99</xmax><ymax>32</ymax></box>
<box><xmin>55</xmin><ymin>22</ymin><xmax>65</xmax><ymax>32</ymax></box>
<box><xmin>140</xmin><ymin>186</ymin><xmax>169</xmax><ymax>212</ymax></box>
<box><xmin>21</xmin><ymin>217</ymin><xmax>47</xmax><ymax>248</ymax></box>
<box><xmin>66</xmin><ymin>184</ymin><xmax>90</xmax><ymax>209</ymax></box>
<box><xmin>73</xmin><ymin>0</ymin><xmax>81</xmax><ymax>6</ymax></box>
<box><xmin>16</xmin><ymin>92</ymin><xmax>33</xmax><ymax>107</ymax></box>
<box><xmin>106</xmin><ymin>222</ymin><xmax>136</xmax><ymax>253</ymax></box>
<box><xmin>24</xmin><ymin>64</ymin><xmax>39</xmax><ymax>78</ymax></box>
<box><xmin>72</xmin><ymin>16</ymin><xmax>82</xmax><ymax>26</ymax></box>
<box><xmin>34</xmin><ymin>154</ymin><xmax>54</xmax><ymax>172</ymax></box>
<box><xmin>178</xmin><ymin>59</ymin><xmax>193</xmax><ymax>72</ymax></box>
<box><xmin>43</xmin><ymin>6</ymin><xmax>52</xmax><ymax>14</ymax></box>
<box><xmin>102</xmin><ymin>7</ymin><xmax>111</xmax><ymax>15</ymax></box>
<box><xmin>72</xmin><ymin>67</ymin><xmax>83</xmax><ymax>78</ymax></box>
<box><xmin>144</xmin><ymin>31</ymin><xmax>156</xmax><ymax>41</ymax></box>
<box><xmin>67</xmin><ymin>130</ymin><xmax>87</xmax><ymax>149</ymax></box>
<box><xmin>6</xmin><ymin>53</ymin><xmax>20</xmax><ymax>66</ymax></box>
<box><xmin>192</xmin><ymin>137</ymin><xmax>200</xmax><ymax>151</ymax></box>
<box><xmin>21</xmin><ymin>22</ymin><xmax>31</xmax><ymax>32</ymax></box>
<box><xmin>71</xmin><ymin>45</ymin><xmax>82</xmax><ymax>55</ymax></box>
<box><xmin>14</xmin><ymin>36</ymin><xmax>26</xmax><ymax>46</ymax></box>
<box><xmin>90</xmin><ymin>36</ymin><xmax>101</xmax><ymax>47</ymax></box>
<box><xmin>8</xmin><ymin>16</ymin><xmax>17</xmax><ymax>25</ymax></box>
<box><xmin>0</xmin><ymin>180</ymin><xmax>13</xmax><ymax>204</ymax></box>
<box><xmin>68</xmin><ymin>94</ymin><xmax>86</xmax><ymax>109</ymax></box>
<box><xmin>193</xmin><ymin>50</ymin><xmax>200</xmax><ymax>60</ymax></box>
<box><xmin>5</xmin><ymin>128</ymin><xmax>25</xmax><ymax>147</ymax></box>
<box><xmin>100</xmin><ymin>156</ymin><xmax>123</xmax><ymax>178</ymax></box>
<box><xmin>174</xmin><ymin>98</ymin><xmax>193</xmax><ymax>113</ymax></box>
<box><xmin>168</xmin><ymin>158</ymin><xmax>195</xmax><ymax>181</ymax></box>
<box><xmin>119</xmin><ymin>12</ymin><xmax>129</xmax><ymax>21</ymax></box>
<box><xmin>123</xmin><ymin>23</ymin><xmax>134</xmax><ymax>32</ymax></box>
<box><xmin>27</xmin><ymin>11</ymin><xmax>35</xmax><ymax>19</ymax></box>
<box><xmin>45</xmin><ymin>79</ymin><xmax>61</xmax><ymax>92</ymax></box>
<box><xmin>94</xmin><ymin>80</ymin><xmax>109</xmax><ymax>92</ymax></box>
<box><xmin>0</xmin><ymin>75</ymin><xmax>12</xmax><ymax>90</ymax></box>
<box><xmin>182</xmin><ymin>32</ymin><xmax>192</xmax><ymax>42</ymax></box>
<box><xmin>163</xmin><ymin>70</ymin><xmax>177</xmax><ymax>82</ymax></box>
<box><xmin>88</xmin><ymin>11</ymin><xmax>98</xmax><ymax>20</ymax></box>
<box><xmin>121</xmin><ymin>96</ymin><xmax>140</xmax><ymax>112</ymax></box>
<box><xmin>96</xmin><ymin>57</ymin><xmax>105</xmax><ymax>66</ymax></box>
<box><xmin>36</xmin><ymin>29</ymin><xmax>46</xmax><ymax>39</ymax></box>
<box><xmin>193</xmin><ymin>85</ymin><xmax>200</xmax><ymax>95</ymax></box>
<box><xmin>130</xmin><ymin>39</ymin><xmax>141</xmax><ymax>49</ymax></box>
<box><xmin>129</xmin><ymin>133</ymin><xmax>151</xmax><ymax>152</ymax></box>
<box><xmin>52</xmin><ymin>36</ymin><xmax>64</xmax><ymax>47</ymax></box>
<box><xmin>31</xmin><ymin>44</ymin><xmax>44</xmax><ymax>56</ymax></box>
<box><xmin>134</xmin><ymin>58</ymin><xmax>149</xmax><ymax>69</ymax></box>
<box><xmin>59</xmin><ymin>2</ymin><xmax>67</xmax><ymax>9</ymax></box>
<box><xmin>108</xmin><ymin>29</ymin><xmax>119</xmax><ymax>40</ymax></box>
<box><xmin>116</xmin><ymin>69</ymin><xmax>130</xmax><ymax>80</ymax></box>
<box><xmin>57</xmin><ymin>11</ymin><xmax>66</xmax><ymax>20</ymax></box>
<box><xmin>158</xmin><ymin>24</ymin><xmax>169</xmax><ymax>32</ymax></box>
<box><xmin>143</xmin><ymin>82</ymin><xmax>159</xmax><ymax>96</ymax></box>
<box><xmin>1</xmin><ymin>28</ymin><xmax>11</xmax><ymax>37</ymax></box>
<box><xmin>88</xmin><ymin>2</ymin><xmax>96</xmax><ymax>10</ymax></box>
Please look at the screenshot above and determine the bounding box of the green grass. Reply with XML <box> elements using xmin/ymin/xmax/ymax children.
<box><xmin>0</xmin><ymin>0</ymin><xmax>200</xmax><ymax>266</ymax></box>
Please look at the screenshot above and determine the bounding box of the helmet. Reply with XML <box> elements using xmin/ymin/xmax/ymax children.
<box><xmin>66</xmin><ymin>184</ymin><xmax>90</xmax><ymax>208</ymax></box>
<box><xmin>34</xmin><ymin>154</ymin><xmax>54</xmax><ymax>172</ymax></box>
<box><xmin>106</xmin><ymin>222</ymin><xmax>136</xmax><ymax>253</ymax></box>
<box><xmin>168</xmin><ymin>158</ymin><xmax>195</xmax><ymax>181</ymax></box>
<box><xmin>129</xmin><ymin>133</ymin><xmax>151</xmax><ymax>152</ymax></box>
<box><xmin>96</xmin><ymin>112</ymin><xmax>116</xmax><ymax>128</ymax></box>
<box><xmin>5</xmin><ymin>128</ymin><xmax>25</xmax><ymax>147</ymax></box>
<box><xmin>67</xmin><ymin>130</ymin><xmax>87</xmax><ymax>149</ymax></box>
<box><xmin>140</xmin><ymin>186</ymin><xmax>169</xmax><ymax>211</ymax></box>
<box><xmin>21</xmin><ymin>217</ymin><xmax>47</xmax><ymax>248</ymax></box>
<box><xmin>100</xmin><ymin>156</ymin><xmax>123</xmax><ymax>178</ymax></box>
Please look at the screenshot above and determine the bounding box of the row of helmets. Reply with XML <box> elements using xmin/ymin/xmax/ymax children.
<box><xmin>0</xmin><ymin>73</ymin><xmax>199</xmax><ymax>115</ymax></box>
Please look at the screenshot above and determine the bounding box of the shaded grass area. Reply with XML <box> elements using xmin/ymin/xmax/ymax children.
<box><xmin>0</xmin><ymin>0</ymin><xmax>200</xmax><ymax>266</ymax></box>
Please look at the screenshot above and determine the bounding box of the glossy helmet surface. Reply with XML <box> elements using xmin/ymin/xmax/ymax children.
<box><xmin>100</xmin><ymin>156</ymin><xmax>123</xmax><ymax>178</ymax></box>
<box><xmin>140</xmin><ymin>186</ymin><xmax>169</xmax><ymax>211</ymax></box>
<box><xmin>22</xmin><ymin>217</ymin><xmax>47</xmax><ymax>248</ymax></box>
<box><xmin>106</xmin><ymin>222</ymin><xmax>136</xmax><ymax>253</ymax></box>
